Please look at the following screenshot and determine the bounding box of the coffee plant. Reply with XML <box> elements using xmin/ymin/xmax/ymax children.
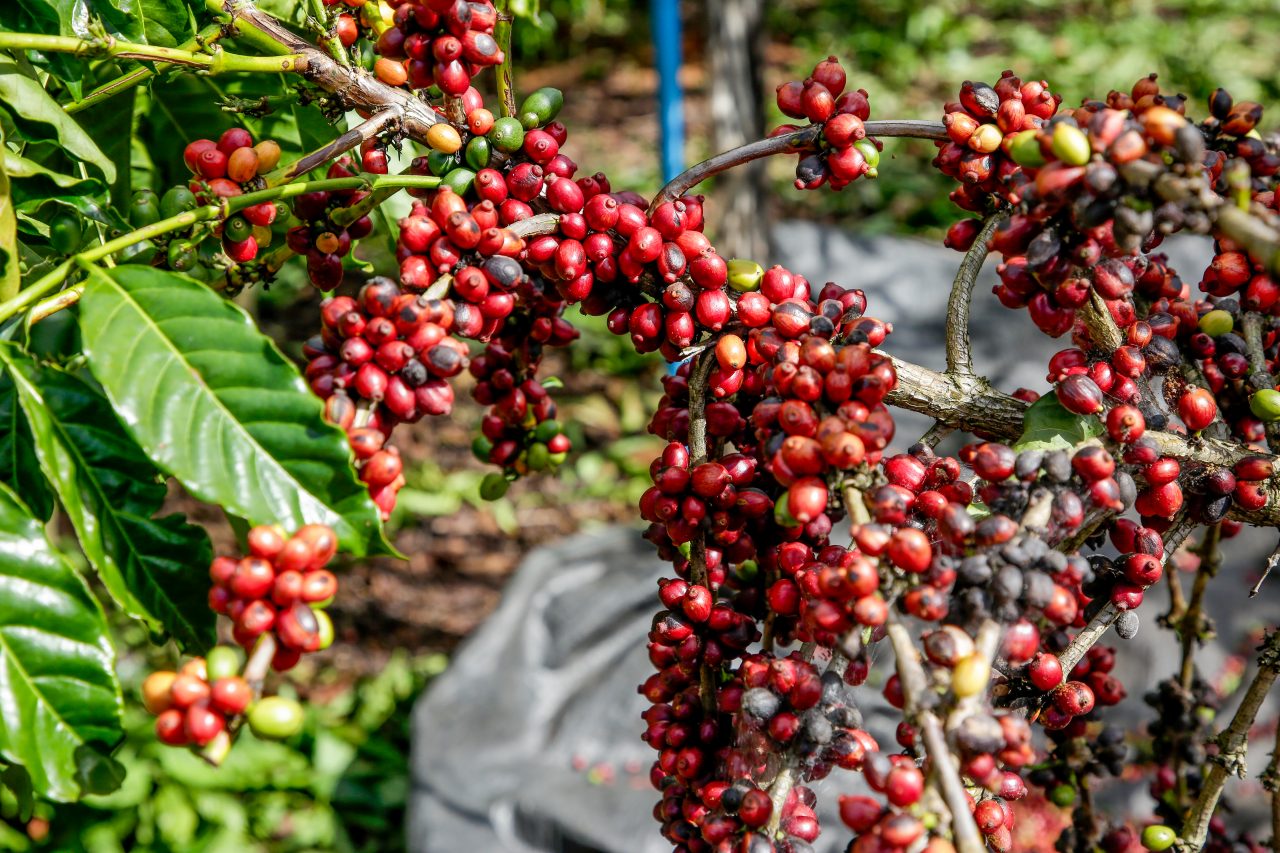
<box><xmin>0</xmin><ymin>2</ymin><xmax>1278</xmax><ymax>851</ymax></box>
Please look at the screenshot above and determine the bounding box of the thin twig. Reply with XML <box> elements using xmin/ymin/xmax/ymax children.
<box><xmin>1253</xmin><ymin>539</ymin><xmax>1280</xmax><ymax>598</ymax></box>
<box><xmin>1263</xmin><ymin>722</ymin><xmax>1280</xmax><ymax>851</ymax></box>
<box><xmin>1057</xmin><ymin>513</ymin><xmax>1196</xmax><ymax>674</ymax></box>
<box><xmin>916</xmin><ymin>420</ymin><xmax>956</xmax><ymax>449</ymax></box>
<box><xmin>306</xmin><ymin>0</ymin><xmax>351</xmax><ymax>68</ymax></box>
<box><xmin>945</xmin><ymin>211</ymin><xmax>1007</xmax><ymax>376</ymax></box>
<box><xmin>648</xmin><ymin>120</ymin><xmax>948</xmax><ymax>211</ymax></box>
<box><xmin>1179</xmin><ymin>524</ymin><xmax>1223</xmax><ymax>691</ymax></box>
<box><xmin>266</xmin><ymin>108</ymin><xmax>401</xmax><ymax>186</ymax></box>
<box><xmin>886</xmin><ymin>616</ymin><xmax>985</xmax><ymax>853</ymax></box>
<box><xmin>1177</xmin><ymin>630</ymin><xmax>1280</xmax><ymax>851</ymax></box>
<box><xmin>493</xmin><ymin>2</ymin><xmax>518</xmax><ymax>118</ymax></box>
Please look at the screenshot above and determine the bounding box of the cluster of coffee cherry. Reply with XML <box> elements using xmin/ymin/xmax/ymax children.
<box><xmin>306</xmin><ymin>277</ymin><xmax>468</xmax><ymax>516</ymax></box>
<box><xmin>145</xmin><ymin>523</ymin><xmax>338</xmax><ymax>756</ymax></box>
<box><xmin>936</xmin><ymin>71</ymin><xmax>1061</xmax><ymax>212</ymax></box>
<box><xmin>371</xmin><ymin>0</ymin><xmax>502</xmax><ymax>93</ymax></box>
<box><xmin>170</xmin><ymin>22</ymin><xmax>1277</xmax><ymax>843</ymax></box>
<box><xmin>771</xmin><ymin>56</ymin><xmax>881</xmax><ymax>190</ymax></box>
<box><xmin>181</xmin><ymin>129</ymin><xmax>283</xmax><ymax>264</ymax></box>
<box><xmin>208</xmin><ymin>523</ymin><xmax>338</xmax><ymax>668</ymax></box>
<box><xmin>286</xmin><ymin>157</ymin><xmax>376</xmax><ymax>291</ymax></box>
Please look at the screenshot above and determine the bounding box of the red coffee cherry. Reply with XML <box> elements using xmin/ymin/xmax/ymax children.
<box><xmin>1028</xmin><ymin>652</ymin><xmax>1064</xmax><ymax>691</ymax></box>
<box><xmin>1051</xmin><ymin>680</ymin><xmax>1096</xmax><ymax>717</ymax></box>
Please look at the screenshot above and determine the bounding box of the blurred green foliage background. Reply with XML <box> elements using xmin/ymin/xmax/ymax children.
<box><xmin>11</xmin><ymin>1</ymin><xmax>1279</xmax><ymax>849</ymax></box>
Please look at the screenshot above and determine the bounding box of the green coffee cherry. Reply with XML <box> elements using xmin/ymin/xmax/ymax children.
<box><xmin>247</xmin><ymin>696</ymin><xmax>304</xmax><ymax>740</ymax></box>
<box><xmin>773</xmin><ymin>494</ymin><xmax>799</xmax><ymax>528</ymax></box>
<box><xmin>130</xmin><ymin>189</ymin><xmax>161</xmax><ymax>228</ymax></box>
<box><xmin>168</xmin><ymin>240</ymin><xmax>200</xmax><ymax>272</ymax></box>
<box><xmin>1250</xmin><ymin>388</ymin><xmax>1280</xmax><ymax>422</ymax></box>
<box><xmin>205</xmin><ymin>645</ymin><xmax>243</xmax><ymax>682</ymax></box>
<box><xmin>526</xmin><ymin>442</ymin><xmax>550</xmax><ymax>472</ymax></box>
<box><xmin>533</xmin><ymin>419</ymin><xmax>561</xmax><ymax>443</ymax></box>
<box><xmin>548</xmin><ymin>451</ymin><xmax>567</xmax><ymax>466</ymax></box>
<box><xmin>223</xmin><ymin>214</ymin><xmax>253</xmax><ymax>244</ymax></box>
<box><xmin>426</xmin><ymin>148</ymin><xmax>460</xmax><ymax>177</ymax></box>
<box><xmin>48</xmin><ymin>209</ymin><xmax>84</xmax><ymax>255</ymax></box>
<box><xmin>314</xmin><ymin>609</ymin><xmax>334</xmax><ymax>650</ymax></box>
<box><xmin>1140</xmin><ymin>825</ymin><xmax>1176</xmax><ymax>851</ymax></box>
<box><xmin>1051</xmin><ymin>122</ymin><xmax>1091</xmax><ymax>166</ymax></box>
<box><xmin>1198</xmin><ymin>308</ymin><xmax>1235</xmax><ymax>337</ymax></box>
<box><xmin>1048</xmin><ymin>783</ymin><xmax>1076</xmax><ymax>807</ymax></box>
<box><xmin>479</xmin><ymin>471</ymin><xmax>509</xmax><ymax>501</ymax></box>
<box><xmin>472</xmin><ymin>435</ymin><xmax>494</xmax><ymax>463</ymax></box>
<box><xmin>464</xmin><ymin>135</ymin><xmax>492</xmax><ymax>171</ymax></box>
<box><xmin>853</xmin><ymin>138</ymin><xmax>880</xmax><ymax>175</ymax></box>
<box><xmin>736</xmin><ymin>559</ymin><xmax>759</xmax><ymax>582</ymax></box>
<box><xmin>517</xmin><ymin>87</ymin><xmax>564</xmax><ymax>130</ymax></box>
<box><xmin>488</xmin><ymin>117</ymin><xmax>525</xmax><ymax>153</ymax></box>
<box><xmin>159</xmin><ymin>186</ymin><xmax>198</xmax><ymax>219</ymax></box>
<box><xmin>727</xmin><ymin>258</ymin><xmax>764</xmax><ymax>292</ymax></box>
<box><xmin>441</xmin><ymin>167</ymin><xmax>476</xmax><ymax>197</ymax></box>
<box><xmin>1007</xmin><ymin>129</ymin><xmax>1046</xmax><ymax>167</ymax></box>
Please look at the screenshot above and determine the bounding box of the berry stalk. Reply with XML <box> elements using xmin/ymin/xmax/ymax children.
<box><xmin>0</xmin><ymin>175</ymin><xmax>442</xmax><ymax>326</ymax></box>
<box><xmin>1177</xmin><ymin>630</ymin><xmax>1280</xmax><ymax>851</ymax></box>
<box><xmin>0</xmin><ymin>32</ymin><xmax>306</xmax><ymax>75</ymax></box>
<box><xmin>64</xmin><ymin>24</ymin><xmax>225</xmax><ymax>114</ymax></box>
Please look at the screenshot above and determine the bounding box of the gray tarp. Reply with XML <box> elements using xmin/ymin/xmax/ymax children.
<box><xmin>410</xmin><ymin>227</ymin><xmax>1279</xmax><ymax>851</ymax></box>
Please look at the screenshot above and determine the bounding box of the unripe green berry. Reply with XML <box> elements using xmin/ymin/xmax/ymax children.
<box><xmin>1198</xmin><ymin>308</ymin><xmax>1235</xmax><ymax>337</ymax></box>
<box><xmin>205</xmin><ymin>645</ymin><xmax>242</xmax><ymax>682</ymax></box>
<box><xmin>1048</xmin><ymin>784</ymin><xmax>1076</xmax><ymax>807</ymax></box>
<box><xmin>727</xmin><ymin>258</ymin><xmax>764</xmax><ymax>292</ymax></box>
<box><xmin>479</xmin><ymin>471</ymin><xmax>509</xmax><ymax>501</ymax></box>
<box><xmin>1250</xmin><ymin>389</ymin><xmax>1280</xmax><ymax>422</ymax></box>
<box><xmin>247</xmin><ymin>696</ymin><xmax>304</xmax><ymax>740</ymax></box>
<box><xmin>1007</xmin><ymin>130</ymin><xmax>1046</xmax><ymax>167</ymax></box>
<box><xmin>1051</xmin><ymin>122</ymin><xmax>1091</xmax><ymax>166</ymax></box>
<box><xmin>1140</xmin><ymin>825</ymin><xmax>1176</xmax><ymax>851</ymax></box>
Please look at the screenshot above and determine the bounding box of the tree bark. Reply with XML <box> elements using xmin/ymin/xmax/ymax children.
<box><xmin>704</xmin><ymin>0</ymin><xmax>770</xmax><ymax>261</ymax></box>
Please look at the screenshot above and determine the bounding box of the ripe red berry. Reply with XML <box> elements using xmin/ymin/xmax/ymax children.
<box><xmin>1178</xmin><ymin>387</ymin><xmax>1218</xmax><ymax>431</ymax></box>
<box><xmin>886</xmin><ymin>527</ymin><xmax>933</xmax><ymax>573</ymax></box>
<box><xmin>1028</xmin><ymin>652</ymin><xmax>1064</xmax><ymax>691</ymax></box>
<box><xmin>1052</xmin><ymin>680</ymin><xmax>1096</xmax><ymax>717</ymax></box>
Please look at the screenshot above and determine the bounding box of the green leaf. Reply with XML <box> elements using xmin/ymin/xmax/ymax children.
<box><xmin>73</xmin><ymin>87</ymin><xmax>138</xmax><ymax>207</ymax></box>
<box><xmin>1</xmin><ymin>764</ymin><xmax>34</xmax><ymax>821</ymax></box>
<box><xmin>0</xmin><ymin>346</ymin><xmax>215</xmax><ymax>651</ymax></box>
<box><xmin>5</xmin><ymin>0</ymin><xmax>190</xmax><ymax>46</ymax></box>
<box><xmin>0</xmin><ymin>372</ymin><xmax>54</xmax><ymax>522</ymax></box>
<box><xmin>3</xmin><ymin>150</ymin><xmax>105</xmax><ymax>211</ymax></box>
<box><xmin>0</xmin><ymin>56</ymin><xmax>115</xmax><ymax>184</ymax></box>
<box><xmin>1013</xmin><ymin>392</ymin><xmax>1104</xmax><ymax>452</ymax></box>
<box><xmin>0</xmin><ymin>125</ymin><xmax>16</xmax><ymax>301</ymax></box>
<box><xmin>77</xmin><ymin>264</ymin><xmax>391</xmax><ymax>556</ymax></box>
<box><xmin>0</xmin><ymin>480</ymin><xmax>122</xmax><ymax>802</ymax></box>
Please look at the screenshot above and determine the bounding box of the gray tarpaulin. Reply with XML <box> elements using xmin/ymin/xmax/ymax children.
<box><xmin>409</xmin><ymin>227</ymin><xmax>1278</xmax><ymax>851</ymax></box>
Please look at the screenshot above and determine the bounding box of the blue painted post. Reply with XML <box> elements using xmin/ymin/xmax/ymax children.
<box><xmin>652</xmin><ymin>0</ymin><xmax>686</xmax><ymax>374</ymax></box>
<box><xmin>651</xmin><ymin>0</ymin><xmax>685</xmax><ymax>183</ymax></box>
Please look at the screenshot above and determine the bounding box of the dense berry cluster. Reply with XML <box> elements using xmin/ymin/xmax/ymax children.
<box><xmin>306</xmin><ymin>277</ymin><xmax>467</xmax><ymax>516</ymax></box>
<box><xmin>372</xmin><ymin>0</ymin><xmax>502</xmax><ymax>93</ymax></box>
<box><xmin>286</xmin><ymin>157</ymin><xmax>376</xmax><ymax>291</ymax></box>
<box><xmin>936</xmin><ymin>71</ymin><xmax>1061</xmax><ymax>211</ymax></box>
<box><xmin>159</xmin><ymin>28</ymin><xmax>1277</xmax><ymax>846</ymax></box>
<box><xmin>180</xmin><ymin>129</ymin><xmax>283</xmax><ymax>263</ymax></box>
<box><xmin>770</xmin><ymin>57</ymin><xmax>880</xmax><ymax>191</ymax></box>
<box><xmin>145</xmin><ymin>524</ymin><xmax>337</xmax><ymax>756</ymax></box>
<box><xmin>207</xmin><ymin>523</ymin><xmax>338</xmax><ymax>668</ymax></box>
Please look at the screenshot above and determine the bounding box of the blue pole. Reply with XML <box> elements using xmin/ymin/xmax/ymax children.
<box><xmin>651</xmin><ymin>0</ymin><xmax>685</xmax><ymax>183</ymax></box>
